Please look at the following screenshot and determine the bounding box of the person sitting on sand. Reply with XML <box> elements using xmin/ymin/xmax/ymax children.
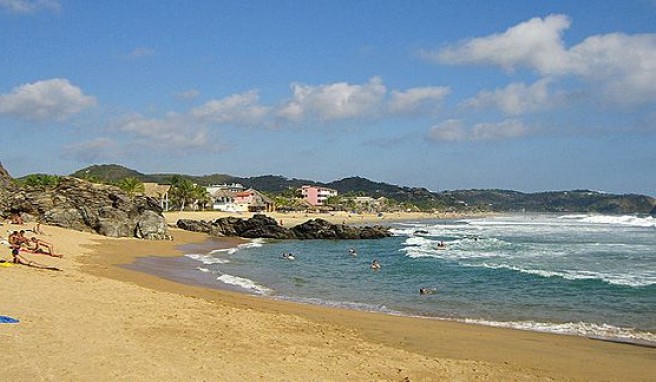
<box><xmin>8</xmin><ymin>230</ymin><xmax>29</xmax><ymax>247</ymax></box>
<box><xmin>25</xmin><ymin>237</ymin><xmax>62</xmax><ymax>257</ymax></box>
<box><xmin>10</xmin><ymin>245</ymin><xmax>60</xmax><ymax>271</ymax></box>
<box><xmin>370</xmin><ymin>259</ymin><xmax>381</xmax><ymax>271</ymax></box>
<box><xmin>10</xmin><ymin>213</ymin><xmax>24</xmax><ymax>225</ymax></box>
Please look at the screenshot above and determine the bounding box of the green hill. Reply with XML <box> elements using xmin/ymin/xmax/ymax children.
<box><xmin>66</xmin><ymin>164</ymin><xmax>656</xmax><ymax>214</ymax></box>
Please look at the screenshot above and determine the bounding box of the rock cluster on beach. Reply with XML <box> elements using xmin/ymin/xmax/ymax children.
<box><xmin>0</xmin><ymin>164</ymin><xmax>169</xmax><ymax>240</ymax></box>
<box><xmin>177</xmin><ymin>214</ymin><xmax>392</xmax><ymax>240</ymax></box>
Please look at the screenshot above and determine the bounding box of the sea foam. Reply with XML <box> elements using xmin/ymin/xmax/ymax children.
<box><xmin>474</xmin><ymin>262</ymin><xmax>655</xmax><ymax>287</ymax></box>
<box><xmin>461</xmin><ymin>318</ymin><xmax>656</xmax><ymax>345</ymax></box>
<box><xmin>185</xmin><ymin>253</ymin><xmax>230</xmax><ymax>264</ymax></box>
<box><xmin>217</xmin><ymin>274</ymin><xmax>271</xmax><ymax>295</ymax></box>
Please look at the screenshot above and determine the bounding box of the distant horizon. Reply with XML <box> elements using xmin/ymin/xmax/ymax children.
<box><xmin>6</xmin><ymin>162</ymin><xmax>654</xmax><ymax>198</ymax></box>
<box><xmin>2</xmin><ymin>2</ymin><xmax>654</xmax><ymax>197</ymax></box>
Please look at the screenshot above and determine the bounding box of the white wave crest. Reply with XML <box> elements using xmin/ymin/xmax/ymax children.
<box><xmin>185</xmin><ymin>253</ymin><xmax>230</xmax><ymax>265</ymax></box>
<box><xmin>462</xmin><ymin>318</ymin><xmax>656</xmax><ymax>345</ymax></box>
<box><xmin>207</xmin><ymin>239</ymin><xmax>265</xmax><ymax>256</ymax></box>
<box><xmin>580</xmin><ymin>215</ymin><xmax>656</xmax><ymax>228</ymax></box>
<box><xmin>404</xmin><ymin>236</ymin><xmax>432</xmax><ymax>246</ymax></box>
<box><xmin>217</xmin><ymin>274</ymin><xmax>271</xmax><ymax>295</ymax></box>
<box><xmin>208</xmin><ymin>248</ymin><xmax>239</xmax><ymax>255</ymax></box>
<box><xmin>474</xmin><ymin>263</ymin><xmax>655</xmax><ymax>287</ymax></box>
<box><xmin>275</xmin><ymin>296</ymin><xmax>402</xmax><ymax>315</ymax></box>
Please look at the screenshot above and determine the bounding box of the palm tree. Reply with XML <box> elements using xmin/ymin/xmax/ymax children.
<box><xmin>192</xmin><ymin>184</ymin><xmax>211</xmax><ymax>211</ymax></box>
<box><xmin>118</xmin><ymin>177</ymin><xmax>145</xmax><ymax>197</ymax></box>
<box><xmin>171</xmin><ymin>178</ymin><xmax>196</xmax><ymax>211</ymax></box>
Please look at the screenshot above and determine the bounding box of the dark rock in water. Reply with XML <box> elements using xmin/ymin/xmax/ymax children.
<box><xmin>651</xmin><ymin>205</ymin><xmax>656</xmax><ymax>218</ymax></box>
<box><xmin>0</xmin><ymin>176</ymin><xmax>169</xmax><ymax>240</ymax></box>
<box><xmin>176</xmin><ymin>214</ymin><xmax>392</xmax><ymax>240</ymax></box>
<box><xmin>229</xmin><ymin>214</ymin><xmax>296</xmax><ymax>239</ymax></box>
<box><xmin>290</xmin><ymin>218</ymin><xmax>390</xmax><ymax>240</ymax></box>
<box><xmin>177</xmin><ymin>219</ymin><xmax>216</xmax><ymax>234</ymax></box>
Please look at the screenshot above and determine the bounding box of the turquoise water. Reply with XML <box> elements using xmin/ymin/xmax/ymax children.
<box><xmin>183</xmin><ymin>214</ymin><xmax>656</xmax><ymax>345</ymax></box>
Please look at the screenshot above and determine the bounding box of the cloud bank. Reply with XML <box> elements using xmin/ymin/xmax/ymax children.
<box><xmin>427</xmin><ymin>14</ymin><xmax>656</xmax><ymax>105</ymax></box>
<box><xmin>0</xmin><ymin>78</ymin><xmax>96</xmax><ymax>121</ymax></box>
<box><xmin>0</xmin><ymin>0</ymin><xmax>60</xmax><ymax>13</ymax></box>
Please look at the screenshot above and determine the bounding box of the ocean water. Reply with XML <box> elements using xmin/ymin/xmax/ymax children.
<box><xmin>181</xmin><ymin>214</ymin><xmax>656</xmax><ymax>345</ymax></box>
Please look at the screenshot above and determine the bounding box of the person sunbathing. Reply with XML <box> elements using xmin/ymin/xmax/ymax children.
<box><xmin>26</xmin><ymin>237</ymin><xmax>62</xmax><ymax>257</ymax></box>
<box><xmin>8</xmin><ymin>231</ymin><xmax>28</xmax><ymax>247</ymax></box>
<box><xmin>11</xmin><ymin>246</ymin><xmax>61</xmax><ymax>271</ymax></box>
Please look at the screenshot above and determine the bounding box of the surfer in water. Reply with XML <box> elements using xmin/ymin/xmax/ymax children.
<box><xmin>370</xmin><ymin>259</ymin><xmax>381</xmax><ymax>271</ymax></box>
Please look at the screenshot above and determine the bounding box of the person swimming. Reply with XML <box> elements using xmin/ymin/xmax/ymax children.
<box><xmin>370</xmin><ymin>259</ymin><xmax>381</xmax><ymax>271</ymax></box>
<box><xmin>419</xmin><ymin>287</ymin><xmax>436</xmax><ymax>295</ymax></box>
<box><xmin>281</xmin><ymin>252</ymin><xmax>295</xmax><ymax>261</ymax></box>
<box><xmin>348</xmin><ymin>248</ymin><xmax>357</xmax><ymax>257</ymax></box>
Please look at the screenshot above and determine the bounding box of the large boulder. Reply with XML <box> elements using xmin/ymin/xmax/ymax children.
<box><xmin>176</xmin><ymin>214</ymin><xmax>391</xmax><ymax>240</ymax></box>
<box><xmin>291</xmin><ymin>218</ymin><xmax>391</xmax><ymax>239</ymax></box>
<box><xmin>1</xmin><ymin>176</ymin><xmax>169</xmax><ymax>240</ymax></box>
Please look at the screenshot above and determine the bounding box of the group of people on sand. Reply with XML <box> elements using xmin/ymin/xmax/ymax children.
<box><xmin>6</xmin><ymin>226</ymin><xmax>62</xmax><ymax>271</ymax></box>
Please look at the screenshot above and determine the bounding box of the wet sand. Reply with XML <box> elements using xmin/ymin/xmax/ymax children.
<box><xmin>2</xmin><ymin>223</ymin><xmax>654</xmax><ymax>380</ymax></box>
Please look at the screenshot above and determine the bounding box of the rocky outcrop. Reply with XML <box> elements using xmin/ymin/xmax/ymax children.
<box><xmin>651</xmin><ymin>205</ymin><xmax>656</xmax><ymax>218</ymax></box>
<box><xmin>1</xmin><ymin>176</ymin><xmax>169</xmax><ymax>240</ymax></box>
<box><xmin>177</xmin><ymin>214</ymin><xmax>392</xmax><ymax>240</ymax></box>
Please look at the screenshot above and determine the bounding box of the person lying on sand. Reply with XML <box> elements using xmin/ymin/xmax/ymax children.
<box><xmin>25</xmin><ymin>237</ymin><xmax>62</xmax><ymax>257</ymax></box>
<box><xmin>10</xmin><ymin>246</ymin><xmax>61</xmax><ymax>271</ymax></box>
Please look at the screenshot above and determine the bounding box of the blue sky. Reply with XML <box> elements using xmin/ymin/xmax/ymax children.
<box><xmin>1</xmin><ymin>1</ymin><xmax>655</xmax><ymax>196</ymax></box>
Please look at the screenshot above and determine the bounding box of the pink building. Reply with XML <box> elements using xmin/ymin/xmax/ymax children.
<box><xmin>300</xmin><ymin>185</ymin><xmax>338</xmax><ymax>206</ymax></box>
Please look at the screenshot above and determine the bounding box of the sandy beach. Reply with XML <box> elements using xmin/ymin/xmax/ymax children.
<box><xmin>2</xmin><ymin>216</ymin><xmax>655</xmax><ymax>381</ymax></box>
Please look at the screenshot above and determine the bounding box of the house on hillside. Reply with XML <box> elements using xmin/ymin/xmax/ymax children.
<box><xmin>235</xmin><ymin>189</ymin><xmax>276</xmax><ymax>212</ymax></box>
<box><xmin>211</xmin><ymin>190</ymin><xmax>238</xmax><ymax>211</ymax></box>
<box><xmin>300</xmin><ymin>185</ymin><xmax>338</xmax><ymax>206</ymax></box>
<box><xmin>143</xmin><ymin>183</ymin><xmax>171</xmax><ymax>211</ymax></box>
<box><xmin>206</xmin><ymin>183</ymin><xmax>244</xmax><ymax>195</ymax></box>
<box><xmin>209</xmin><ymin>187</ymin><xmax>275</xmax><ymax>212</ymax></box>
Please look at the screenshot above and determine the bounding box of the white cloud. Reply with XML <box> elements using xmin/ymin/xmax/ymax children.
<box><xmin>277</xmin><ymin>77</ymin><xmax>386</xmax><ymax>121</ymax></box>
<box><xmin>427</xmin><ymin>119</ymin><xmax>466</xmax><ymax>141</ymax></box>
<box><xmin>471</xmin><ymin>119</ymin><xmax>527</xmax><ymax>140</ymax></box>
<box><xmin>124</xmin><ymin>47</ymin><xmax>155</xmax><ymax>59</ymax></box>
<box><xmin>425</xmin><ymin>15</ymin><xmax>656</xmax><ymax>104</ymax></box>
<box><xmin>428</xmin><ymin>14</ymin><xmax>656</xmax><ymax>104</ymax></box>
<box><xmin>431</xmin><ymin>14</ymin><xmax>574</xmax><ymax>74</ymax></box>
<box><xmin>570</xmin><ymin>33</ymin><xmax>656</xmax><ymax>104</ymax></box>
<box><xmin>191</xmin><ymin>90</ymin><xmax>270</xmax><ymax>126</ymax></box>
<box><xmin>0</xmin><ymin>0</ymin><xmax>60</xmax><ymax>13</ymax></box>
<box><xmin>115</xmin><ymin>113</ymin><xmax>209</xmax><ymax>149</ymax></box>
<box><xmin>464</xmin><ymin>79</ymin><xmax>552</xmax><ymax>115</ymax></box>
<box><xmin>0</xmin><ymin>78</ymin><xmax>96</xmax><ymax>121</ymax></box>
<box><xmin>175</xmin><ymin>89</ymin><xmax>200</xmax><ymax>101</ymax></box>
<box><xmin>428</xmin><ymin>119</ymin><xmax>527</xmax><ymax>141</ymax></box>
<box><xmin>62</xmin><ymin>138</ymin><xmax>119</xmax><ymax>163</ymax></box>
<box><xmin>388</xmin><ymin>86</ymin><xmax>450</xmax><ymax>114</ymax></box>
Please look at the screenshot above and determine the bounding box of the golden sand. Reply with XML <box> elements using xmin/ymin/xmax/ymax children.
<box><xmin>1</xmin><ymin>217</ymin><xmax>654</xmax><ymax>381</ymax></box>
